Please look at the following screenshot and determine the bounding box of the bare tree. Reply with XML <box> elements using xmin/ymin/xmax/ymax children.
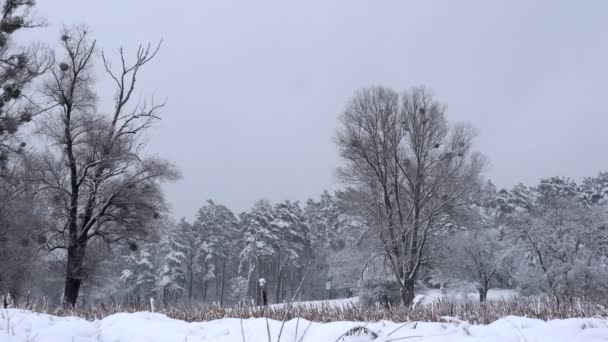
<box><xmin>433</xmin><ymin>180</ymin><xmax>511</xmax><ymax>302</ymax></box>
<box><xmin>33</xmin><ymin>27</ymin><xmax>179</xmax><ymax>307</ymax></box>
<box><xmin>336</xmin><ymin>86</ymin><xmax>485</xmax><ymax>306</ymax></box>
<box><xmin>438</xmin><ymin>229</ymin><xmax>510</xmax><ymax>302</ymax></box>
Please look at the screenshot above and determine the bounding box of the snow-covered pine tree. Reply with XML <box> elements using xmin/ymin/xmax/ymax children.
<box><xmin>304</xmin><ymin>191</ymin><xmax>346</xmax><ymax>298</ymax></box>
<box><xmin>157</xmin><ymin>219</ymin><xmax>189</xmax><ymax>304</ymax></box>
<box><xmin>193</xmin><ymin>200</ymin><xmax>240</xmax><ymax>304</ymax></box>
<box><xmin>305</xmin><ymin>191</ymin><xmax>344</xmax><ymax>250</ymax></box>
<box><xmin>120</xmin><ymin>243</ymin><xmax>158</xmax><ymax>306</ymax></box>
<box><xmin>271</xmin><ymin>200</ymin><xmax>311</xmax><ymax>302</ymax></box>
<box><xmin>581</xmin><ymin>172</ymin><xmax>608</xmax><ymax>205</ymax></box>
<box><xmin>239</xmin><ymin>200</ymin><xmax>279</xmax><ymax>304</ymax></box>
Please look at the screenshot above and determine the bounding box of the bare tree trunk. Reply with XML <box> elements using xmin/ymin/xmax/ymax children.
<box><xmin>273</xmin><ymin>251</ymin><xmax>282</xmax><ymax>303</ymax></box>
<box><xmin>274</xmin><ymin>269</ymin><xmax>283</xmax><ymax>303</ymax></box>
<box><xmin>215</xmin><ymin>263</ymin><xmax>221</xmax><ymax>303</ymax></box>
<box><xmin>188</xmin><ymin>262</ymin><xmax>193</xmax><ymax>302</ymax></box>
<box><xmin>219</xmin><ymin>259</ymin><xmax>226</xmax><ymax>307</ymax></box>
<box><xmin>401</xmin><ymin>278</ymin><xmax>415</xmax><ymax>307</ymax></box>
<box><xmin>64</xmin><ymin>238</ymin><xmax>87</xmax><ymax>307</ymax></box>
<box><xmin>202</xmin><ymin>282</ymin><xmax>208</xmax><ymax>302</ymax></box>
<box><xmin>479</xmin><ymin>287</ymin><xmax>488</xmax><ymax>303</ymax></box>
<box><xmin>289</xmin><ymin>268</ymin><xmax>296</xmax><ymax>298</ymax></box>
<box><xmin>479</xmin><ymin>278</ymin><xmax>489</xmax><ymax>303</ymax></box>
<box><xmin>254</xmin><ymin>257</ymin><xmax>264</xmax><ymax>305</ymax></box>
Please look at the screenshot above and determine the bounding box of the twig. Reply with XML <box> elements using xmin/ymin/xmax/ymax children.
<box><xmin>386</xmin><ymin>321</ymin><xmax>414</xmax><ymax>337</ymax></box>
<box><xmin>240</xmin><ymin>319</ymin><xmax>246</xmax><ymax>342</ymax></box>
<box><xmin>276</xmin><ymin>267</ymin><xmax>310</xmax><ymax>342</ymax></box>
<box><xmin>265</xmin><ymin>317</ymin><xmax>272</xmax><ymax>342</ymax></box>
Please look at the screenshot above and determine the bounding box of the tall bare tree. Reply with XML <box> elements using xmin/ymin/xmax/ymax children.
<box><xmin>336</xmin><ymin>86</ymin><xmax>484</xmax><ymax>305</ymax></box>
<box><xmin>33</xmin><ymin>28</ymin><xmax>179</xmax><ymax>307</ymax></box>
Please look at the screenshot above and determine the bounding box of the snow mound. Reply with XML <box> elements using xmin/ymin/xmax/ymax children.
<box><xmin>1</xmin><ymin>308</ymin><xmax>607</xmax><ymax>341</ymax></box>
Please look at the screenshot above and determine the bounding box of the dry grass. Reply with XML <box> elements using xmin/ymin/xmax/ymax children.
<box><xmin>7</xmin><ymin>296</ymin><xmax>608</xmax><ymax>324</ymax></box>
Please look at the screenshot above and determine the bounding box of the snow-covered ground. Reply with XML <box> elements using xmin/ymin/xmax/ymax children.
<box><xmin>2</xmin><ymin>309</ymin><xmax>608</xmax><ymax>342</ymax></box>
<box><xmin>413</xmin><ymin>288</ymin><xmax>519</xmax><ymax>306</ymax></box>
<box><xmin>270</xmin><ymin>296</ymin><xmax>357</xmax><ymax>309</ymax></box>
<box><xmin>271</xmin><ymin>288</ymin><xmax>517</xmax><ymax>309</ymax></box>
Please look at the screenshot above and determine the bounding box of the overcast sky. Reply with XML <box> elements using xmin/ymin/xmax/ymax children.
<box><xmin>26</xmin><ymin>0</ymin><xmax>608</xmax><ymax>219</ymax></box>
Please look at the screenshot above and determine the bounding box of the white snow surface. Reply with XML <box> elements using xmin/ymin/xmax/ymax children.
<box><xmin>271</xmin><ymin>288</ymin><xmax>518</xmax><ymax>309</ymax></box>
<box><xmin>2</xmin><ymin>309</ymin><xmax>608</xmax><ymax>342</ymax></box>
<box><xmin>270</xmin><ymin>296</ymin><xmax>357</xmax><ymax>309</ymax></box>
<box><xmin>413</xmin><ymin>289</ymin><xmax>519</xmax><ymax>307</ymax></box>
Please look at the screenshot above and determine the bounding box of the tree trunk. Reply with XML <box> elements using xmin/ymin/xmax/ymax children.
<box><xmin>401</xmin><ymin>278</ymin><xmax>415</xmax><ymax>307</ymax></box>
<box><xmin>202</xmin><ymin>281</ymin><xmax>208</xmax><ymax>302</ymax></box>
<box><xmin>274</xmin><ymin>269</ymin><xmax>283</xmax><ymax>304</ymax></box>
<box><xmin>479</xmin><ymin>287</ymin><xmax>488</xmax><ymax>303</ymax></box>
<box><xmin>188</xmin><ymin>259</ymin><xmax>193</xmax><ymax>302</ymax></box>
<box><xmin>63</xmin><ymin>239</ymin><xmax>87</xmax><ymax>307</ymax></box>
<box><xmin>289</xmin><ymin>269</ymin><xmax>296</xmax><ymax>298</ymax></box>
<box><xmin>219</xmin><ymin>259</ymin><xmax>226</xmax><ymax>307</ymax></box>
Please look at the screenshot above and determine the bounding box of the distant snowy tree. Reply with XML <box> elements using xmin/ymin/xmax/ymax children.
<box><xmin>581</xmin><ymin>172</ymin><xmax>608</xmax><ymax>205</ymax></box>
<box><xmin>193</xmin><ymin>200</ymin><xmax>240</xmax><ymax>304</ymax></box>
<box><xmin>271</xmin><ymin>200</ymin><xmax>311</xmax><ymax>302</ymax></box>
<box><xmin>507</xmin><ymin>177</ymin><xmax>608</xmax><ymax>302</ymax></box>
<box><xmin>121</xmin><ymin>243</ymin><xmax>158</xmax><ymax>304</ymax></box>
<box><xmin>436</xmin><ymin>180</ymin><xmax>511</xmax><ymax>302</ymax></box>
<box><xmin>239</xmin><ymin>200</ymin><xmax>279</xmax><ymax>303</ymax></box>
<box><xmin>305</xmin><ymin>191</ymin><xmax>345</xmax><ymax>250</ymax></box>
<box><xmin>157</xmin><ymin>219</ymin><xmax>189</xmax><ymax>303</ymax></box>
<box><xmin>304</xmin><ymin>191</ymin><xmax>360</xmax><ymax>298</ymax></box>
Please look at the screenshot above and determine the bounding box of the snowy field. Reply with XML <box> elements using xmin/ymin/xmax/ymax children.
<box><xmin>270</xmin><ymin>288</ymin><xmax>517</xmax><ymax>309</ymax></box>
<box><xmin>413</xmin><ymin>288</ymin><xmax>518</xmax><ymax>306</ymax></box>
<box><xmin>2</xmin><ymin>309</ymin><xmax>608</xmax><ymax>342</ymax></box>
<box><xmin>270</xmin><ymin>296</ymin><xmax>357</xmax><ymax>309</ymax></box>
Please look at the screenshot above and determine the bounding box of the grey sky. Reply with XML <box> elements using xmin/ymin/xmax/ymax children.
<box><xmin>27</xmin><ymin>0</ymin><xmax>608</xmax><ymax>219</ymax></box>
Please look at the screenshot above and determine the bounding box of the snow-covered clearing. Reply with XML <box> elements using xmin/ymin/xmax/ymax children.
<box><xmin>270</xmin><ymin>296</ymin><xmax>357</xmax><ymax>309</ymax></box>
<box><xmin>413</xmin><ymin>288</ymin><xmax>518</xmax><ymax>306</ymax></box>
<box><xmin>270</xmin><ymin>288</ymin><xmax>517</xmax><ymax>309</ymax></box>
<box><xmin>1</xmin><ymin>309</ymin><xmax>607</xmax><ymax>342</ymax></box>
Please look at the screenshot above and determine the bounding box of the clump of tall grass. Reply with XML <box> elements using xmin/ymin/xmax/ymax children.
<box><xmin>7</xmin><ymin>296</ymin><xmax>608</xmax><ymax>324</ymax></box>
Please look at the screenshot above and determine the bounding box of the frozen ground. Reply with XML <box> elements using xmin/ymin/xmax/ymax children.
<box><xmin>1</xmin><ymin>309</ymin><xmax>608</xmax><ymax>342</ymax></box>
<box><xmin>413</xmin><ymin>288</ymin><xmax>519</xmax><ymax>306</ymax></box>
<box><xmin>271</xmin><ymin>288</ymin><xmax>517</xmax><ymax>309</ymax></box>
<box><xmin>270</xmin><ymin>296</ymin><xmax>357</xmax><ymax>309</ymax></box>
